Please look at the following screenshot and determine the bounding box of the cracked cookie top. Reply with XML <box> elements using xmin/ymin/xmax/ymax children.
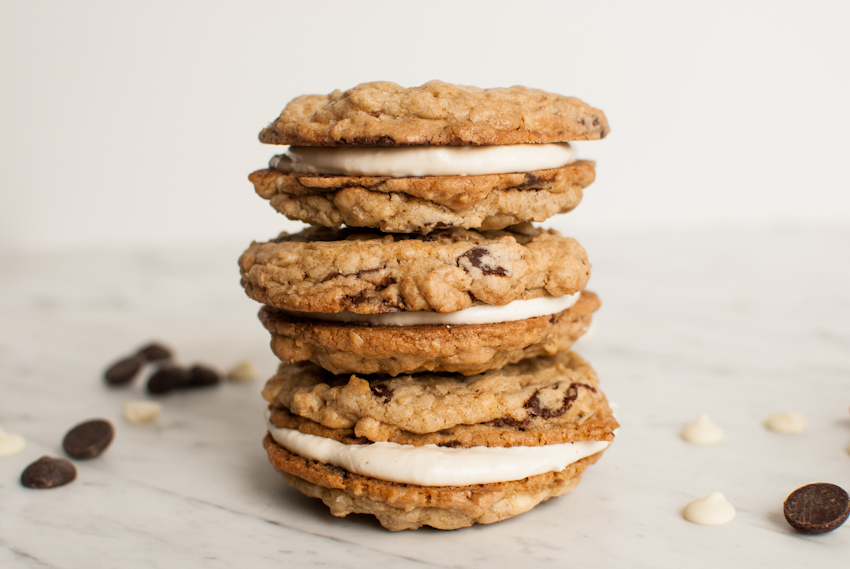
<box><xmin>238</xmin><ymin>223</ymin><xmax>590</xmax><ymax>314</ymax></box>
<box><xmin>259</xmin><ymin>81</ymin><xmax>609</xmax><ymax>146</ymax></box>
<box><xmin>263</xmin><ymin>350</ymin><xmax>616</xmax><ymax>444</ymax></box>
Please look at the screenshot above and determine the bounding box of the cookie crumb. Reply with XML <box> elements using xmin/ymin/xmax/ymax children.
<box><xmin>226</xmin><ymin>360</ymin><xmax>257</xmax><ymax>383</ymax></box>
<box><xmin>0</xmin><ymin>429</ymin><xmax>26</xmax><ymax>457</ymax></box>
<box><xmin>765</xmin><ymin>412</ymin><xmax>806</xmax><ymax>434</ymax></box>
<box><xmin>124</xmin><ymin>401</ymin><xmax>162</xmax><ymax>424</ymax></box>
<box><xmin>683</xmin><ymin>492</ymin><xmax>736</xmax><ymax>525</ymax></box>
<box><xmin>681</xmin><ymin>414</ymin><xmax>724</xmax><ymax>445</ymax></box>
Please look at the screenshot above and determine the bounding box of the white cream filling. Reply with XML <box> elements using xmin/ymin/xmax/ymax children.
<box><xmin>270</xmin><ymin>143</ymin><xmax>576</xmax><ymax>177</ymax></box>
<box><xmin>267</xmin><ymin>417</ymin><xmax>610</xmax><ymax>487</ymax></box>
<box><xmin>283</xmin><ymin>292</ymin><xmax>581</xmax><ymax>326</ymax></box>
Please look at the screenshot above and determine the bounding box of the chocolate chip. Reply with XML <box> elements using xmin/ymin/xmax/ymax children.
<box><xmin>104</xmin><ymin>354</ymin><xmax>145</xmax><ymax>385</ymax></box>
<box><xmin>348</xmin><ymin>290</ymin><xmax>370</xmax><ymax>305</ymax></box>
<box><xmin>517</xmin><ymin>173</ymin><xmax>549</xmax><ymax>190</ymax></box>
<box><xmin>63</xmin><ymin>419</ymin><xmax>115</xmax><ymax>459</ymax></box>
<box><xmin>784</xmin><ymin>483</ymin><xmax>850</xmax><ymax>534</ymax></box>
<box><xmin>348</xmin><ymin>135</ymin><xmax>395</xmax><ymax>146</ymax></box>
<box><xmin>459</xmin><ymin>246</ymin><xmax>508</xmax><ymax>277</ymax></box>
<box><xmin>147</xmin><ymin>365</ymin><xmax>191</xmax><ymax>394</ymax></box>
<box><xmin>137</xmin><ymin>342</ymin><xmax>172</xmax><ymax>362</ymax></box>
<box><xmin>486</xmin><ymin>416</ymin><xmax>530</xmax><ymax>428</ymax></box>
<box><xmin>187</xmin><ymin>365</ymin><xmax>220</xmax><ymax>388</ymax></box>
<box><xmin>523</xmin><ymin>382</ymin><xmax>596</xmax><ymax>420</ymax></box>
<box><xmin>21</xmin><ymin>456</ymin><xmax>77</xmax><ymax>489</ymax></box>
<box><xmin>370</xmin><ymin>383</ymin><xmax>393</xmax><ymax>403</ymax></box>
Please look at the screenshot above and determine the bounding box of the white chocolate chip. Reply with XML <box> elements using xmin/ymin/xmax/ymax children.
<box><xmin>123</xmin><ymin>401</ymin><xmax>162</xmax><ymax>424</ymax></box>
<box><xmin>226</xmin><ymin>360</ymin><xmax>257</xmax><ymax>383</ymax></box>
<box><xmin>0</xmin><ymin>428</ymin><xmax>26</xmax><ymax>457</ymax></box>
<box><xmin>683</xmin><ymin>492</ymin><xmax>736</xmax><ymax>525</ymax></box>
<box><xmin>765</xmin><ymin>412</ymin><xmax>806</xmax><ymax>434</ymax></box>
<box><xmin>681</xmin><ymin>414</ymin><xmax>724</xmax><ymax>445</ymax></box>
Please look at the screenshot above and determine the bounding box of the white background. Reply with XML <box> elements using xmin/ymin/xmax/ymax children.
<box><xmin>2</xmin><ymin>0</ymin><xmax>849</xmax><ymax>252</ymax></box>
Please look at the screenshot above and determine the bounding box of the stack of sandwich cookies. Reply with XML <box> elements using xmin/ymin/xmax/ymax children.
<box><xmin>240</xmin><ymin>80</ymin><xmax>615</xmax><ymax>530</ymax></box>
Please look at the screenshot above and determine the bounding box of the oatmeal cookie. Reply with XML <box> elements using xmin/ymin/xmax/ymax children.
<box><xmin>239</xmin><ymin>224</ymin><xmax>590</xmax><ymax>314</ymax></box>
<box><xmin>259</xmin><ymin>81</ymin><xmax>609</xmax><ymax>146</ymax></box>
<box><xmin>249</xmin><ymin>161</ymin><xmax>595</xmax><ymax>233</ymax></box>
<box><xmin>262</xmin><ymin>350</ymin><xmax>616</xmax><ymax>439</ymax></box>
<box><xmin>264</xmin><ymin>435</ymin><xmax>603</xmax><ymax>531</ymax></box>
<box><xmin>268</xmin><ymin>394</ymin><xmax>617</xmax><ymax>448</ymax></box>
<box><xmin>259</xmin><ymin>290</ymin><xmax>600</xmax><ymax>376</ymax></box>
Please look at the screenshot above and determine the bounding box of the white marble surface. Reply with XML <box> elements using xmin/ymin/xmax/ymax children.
<box><xmin>1</xmin><ymin>227</ymin><xmax>849</xmax><ymax>568</ymax></box>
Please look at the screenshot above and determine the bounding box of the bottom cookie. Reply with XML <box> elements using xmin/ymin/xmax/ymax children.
<box><xmin>263</xmin><ymin>434</ymin><xmax>602</xmax><ymax>531</ymax></box>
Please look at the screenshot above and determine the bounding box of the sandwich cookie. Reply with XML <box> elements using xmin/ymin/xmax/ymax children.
<box><xmin>262</xmin><ymin>351</ymin><xmax>617</xmax><ymax>530</ymax></box>
<box><xmin>249</xmin><ymin>80</ymin><xmax>608</xmax><ymax>233</ymax></box>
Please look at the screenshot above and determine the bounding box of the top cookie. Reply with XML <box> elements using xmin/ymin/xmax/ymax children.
<box><xmin>260</xmin><ymin>81</ymin><xmax>609</xmax><ymax>146</ymax></box>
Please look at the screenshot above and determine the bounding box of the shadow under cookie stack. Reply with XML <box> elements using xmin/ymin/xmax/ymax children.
<box><xmin>239</xmin><ymin>81</ymin><xmax>618</xmax><ymax>531</ymax></box>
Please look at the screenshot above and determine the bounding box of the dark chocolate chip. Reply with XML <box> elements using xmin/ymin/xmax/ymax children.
<box><xmin>63</xmin><ymin>419</ymin><xmax>115</xmax><ymax>459</ymax></box>
<box><xmin>187</xmin><ymin>365</ymin><xmax>220</xmax><ymax>388</ymax></box>
<box><xmin>348</xmin><ymin>290</ymin><xmax>370</xmax><ymax>305</ymax></box>
<box><xmin>517</xmin><ymin>173</ymin><xmax>548</xmax><ymax>190</ymax></box>
<box><xmin>347</xmin><ymin>135</ymin><xmax>395</xmax><ymax>146</ymax></box>
<box><xmin>784</xmin><ymin>483</ymin><xmax>850</xmax><ymax>534</ymax></box>
<box><xmin>137</xmin><ymin>342</ymin><xmax>173</xmax><ymax>362</ymax></box>
<box><xmin>370</xmin><ymin>383</ymin><xmax>393</xmax><ymax>403</ymax></box>
<box><xmin>147</xmin><ymin>365</ymin><xmax>191</xmax><ymax>394</ymax></box>
<box><xmin>459</xmin><ymin>247</ymin><xmax>508</xmax><ymax>277</ymax></box>
<box><xmin>523</xmin><ymin>382</ymin><xmax>596</xmax><ymax>420</ymax></box>
<box><xmin>104</xmin><ymin>354</ymin><xmax>145</xmax><ymax>385</ymax></box>
<box><xmin>486</xmin><ymin>416</ymin><xmax>530</xmax><ymax>428</ymax></box>
<box><xmin>21</xmin><ymin>456</ymin><xmax>77</xmax><ymax>489</ymax></box>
